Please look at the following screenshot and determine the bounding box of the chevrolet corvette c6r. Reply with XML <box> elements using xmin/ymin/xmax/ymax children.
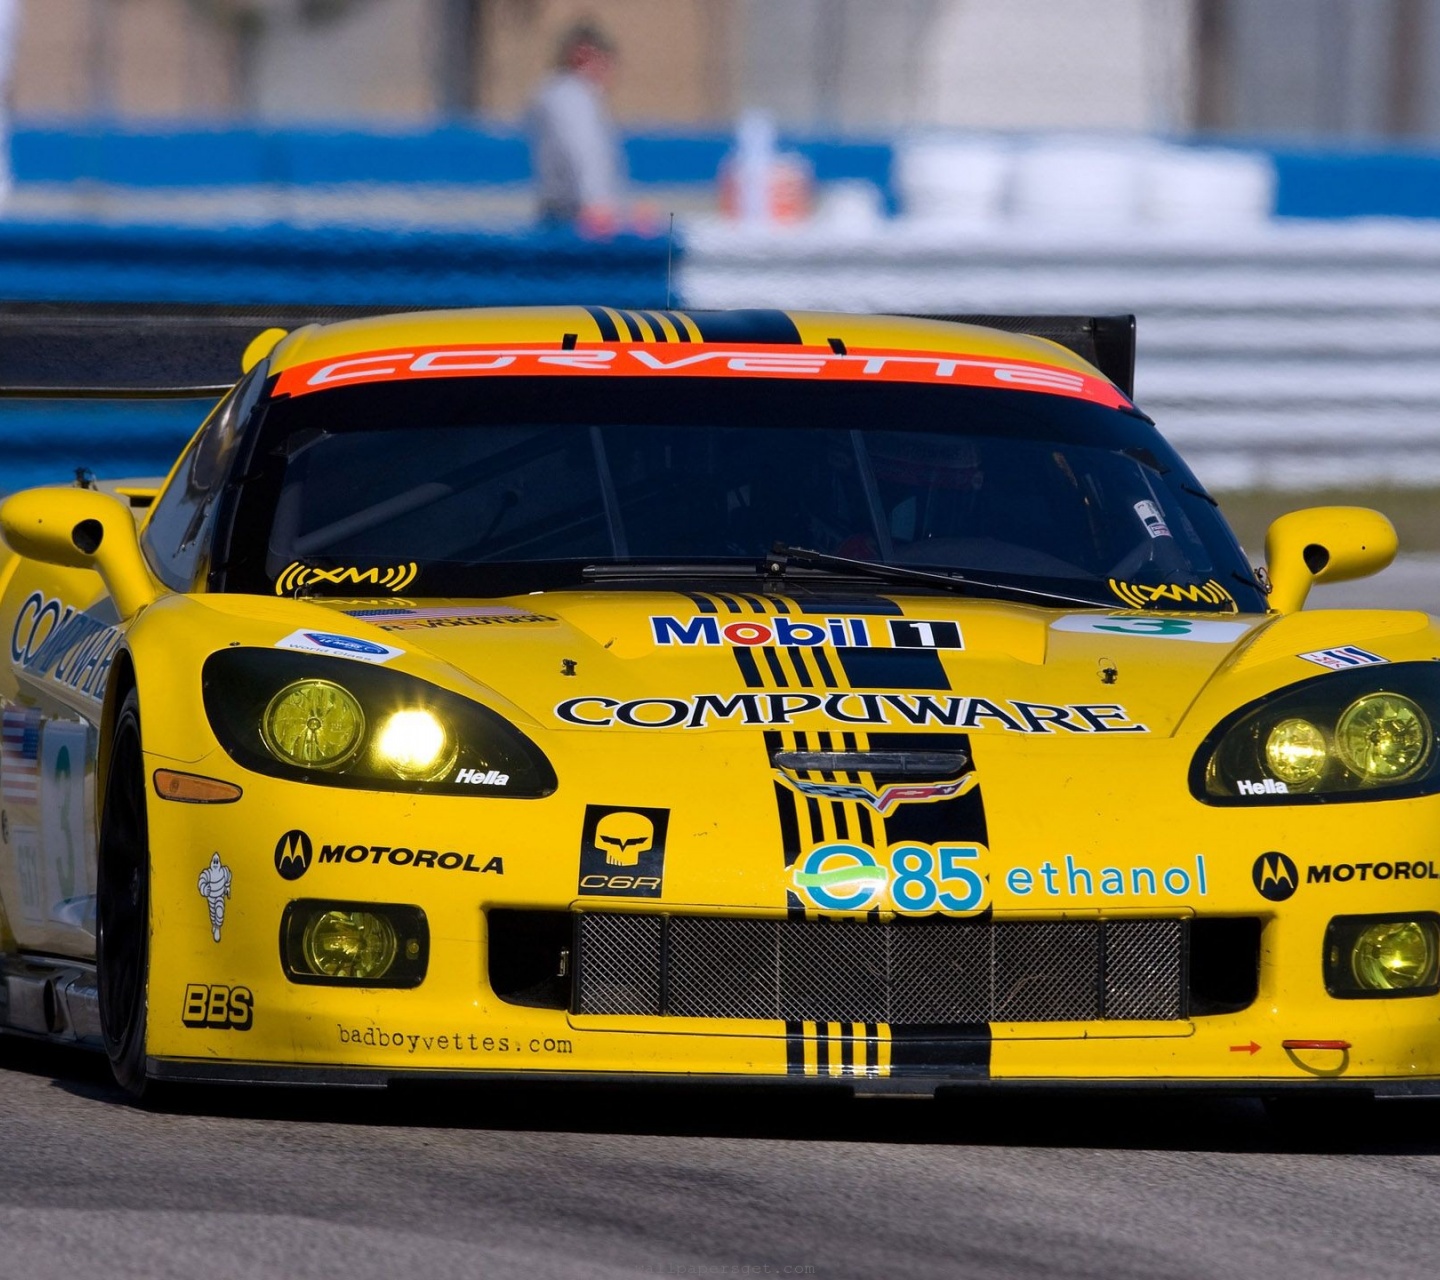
<box><xmin>0</xmin><ymin>303</ymin><xmax>1430</xmax><ymax>1100</ymax></box>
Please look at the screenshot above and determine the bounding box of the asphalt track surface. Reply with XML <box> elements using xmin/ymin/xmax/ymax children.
<box><xmin>3</xmin><ymin>567</ymin><xmax>1439</xmax><ymax>1280</ymax></box>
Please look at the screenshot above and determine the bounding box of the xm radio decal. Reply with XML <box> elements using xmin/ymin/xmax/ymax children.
<box><xmin>273</xmin><ymin>562</ymin><xmax>419</xmax><ymax>596</ymax></box>
<box><xmin>1107</xmin><ymin>578</ymin><xmax>1237</xmax><ymax>612</ymax></box>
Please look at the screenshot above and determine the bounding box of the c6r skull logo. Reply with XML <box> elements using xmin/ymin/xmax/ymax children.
<box><xmin>578</xmin><ymin>805</ymin><xmax>669</xmax><ymax>897</ymax></box>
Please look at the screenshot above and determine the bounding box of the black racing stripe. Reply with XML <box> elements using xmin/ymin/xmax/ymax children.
<box><xmin>870</xmin><ymin>730</ymin><xmax>988</xmax><ymax>848</ymax></box>
<box><xmin>888</xmin><ymin>1024</ymin><xmax>990</xmax><ymax>1077</ymax></box>
<box><xmin>761</xmin><ymin>647</ymin><xmax>788</xmax><ymax>686</ymax></box>
<box><xmin>839</xmin><ymin>1027</ymin><xmax>854</xmax><ymax>1076</ymax></box>
<box><xmin>684</xmin><ymin>309</ymin><xmax>803</xmax><ymax>345</ymax></box>
<box><xmin>785</xmin><ymin>647</ymin><xmax>813</xmax><ymax>688</ymax></box>
<box><xmin>682</xmin><ymin>591</ymin><xmax>717</xmax><ymax>614</ymax></box>
<box><xmin>738</xmin><ymin>593</ymin><xmax>767</xmax><ymax>613</ymax></box>
<box><xmin>734</xmin><ymin>646</ymin><xmax>762</xmax><ymax>688</ymax></box>
<box><xmin>864</xmin><ymin>1021</ymin><xmax>878</xmax><ymax>1077</ymax></box>
<box><xmin>817</xmin><ymin>1025</ymin><xmax>831</xmax><ymax>1075</ymax></box>
<box><xmin>785</xmin><ymin>1020</ymin><xmax>805</xmax><ymax>1074</ymax></box>
<box><xmin>715</xmin><ymin>593</ymin><xmax>743</xmax><ymax>614</ymax></box>
<box><xmin>805</xmin><ymin>796</ymin><xmax>825</xmax><ymax>843</ymax></box>
<box><xmin>832</xmin><ymin>803</ymin><xmax>849</xmax><ymax>840</ymax></box>
<box><xmin>856</xmin><ymin>806</ymin><xmax>875</xmax><ymax>846</ymax></box>
<box><xmin>660</xmin><ymin>310</ymin><xmax>693</xmax><ymax>343</ymax></box>
<box><xmin>767</xmin><ymin>595</ymin><xmax>791</xmax><ymax>614</ymax></box>
<box><xmin>812</xmin><ymin>647</ymin><xmax>838</xmax><ymax>688</ymax></box>
<box><xmin>636</xmin><ymin>309</ymin><xmax>669</xmax><ymax>342</ymax></box>
<box><xmin>835</xmin><ymin>647</ymin><xmax>949</xmax><ymax>691</ymax></box>
<box><xmin>796</xmin><ymin>597</ymin><xmax>902</xmax><ymax>616</ymax></box>
<box><xmin>583</xmin><ymin>305</ymin><xmax>619</xmax><ymax>342</ymax></box>
<box><xmin>772</xmin><ymin>782</ymin><xmax>804</xmax><ymax>870</ymax></box>
<box><xmin>614</xmin><ymin>308</ymin><xmax>642</xmax><ymax>341</ymax></box>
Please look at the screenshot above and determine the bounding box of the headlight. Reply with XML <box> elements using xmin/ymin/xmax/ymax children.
<box><xmin>262</xmin><ymin>679</ymin><xmax>365</xmax><ymax>770</ymax></box>
<box><xmin>1193</xmin><ymin>663</ymin><xmax>1440</xmax><ymax>804</ymax></box>
<box><xmin>280</xmin><ymin>900</ymin><xmax>428</xmax><ymax>987</ymax></box>
<box><xmin>203</xmin><ymin>649</ymin><xmax>557</xmax><ymax>797</ymax></box>
<box><xmin>1324</xmin><ymin>914</ymin><xmax>1440</xmax><ymax>998</ymax></box>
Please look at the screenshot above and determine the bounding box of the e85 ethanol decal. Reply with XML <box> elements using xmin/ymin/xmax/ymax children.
<box><xmin>791</xmin><ymin>842</ymin><xmax>987</xmax><ymax>915</ymax></box>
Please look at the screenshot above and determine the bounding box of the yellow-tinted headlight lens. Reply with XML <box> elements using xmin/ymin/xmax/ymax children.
<box><xmin>1351</xmin><ymin>921</ymin><xmax>1439</xmax><ymax>991</ymax></box>
<box><xmin>373</xmin><ymin>708</ymin><xmax>456</xmax><ymax>781</ymax></box>
<box><xmin>1335</xmin><ymin>693</ymin><xmax>1432</xmax><ymax>782</ymax></box>
<box><xmin>301</xmin><ymin>910</ymin><xmax>398</xmax><ymax>980</ymax></box>
<box><xmin>1264</xmin><ymin>717</ymin><xmax>1328</xmax><ymax>786</ymax></box>
<box><xmin>262</xmin><ymin>679</ymin><xmax>364</xmax><ymax>769</ymax></box>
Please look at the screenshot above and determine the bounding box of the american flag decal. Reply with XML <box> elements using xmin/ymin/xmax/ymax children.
<box><xmin>2</xmin><ymin>707</ymin><xmax>41</xmax><ymax>805</ymax></box>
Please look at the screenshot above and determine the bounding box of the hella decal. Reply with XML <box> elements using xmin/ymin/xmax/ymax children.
<box><xmin>1236</xmin><ymin>778</ymin><xmax>1289</xmax><ymax>796</ymax></box>
<box><xmin>556</xmin><ymin>692</ymin><xmax>1145</xmax><ymax>733</ymax></box>
<box><xmin>454</xmin><ymin>767</ymin><xmax>508</xmax><ymax>786</ymax></box>
<box><xmin>275</xmin><ymin>630</ymin><xmax>403</xmax><ymax>664</ymax></box>
<box><xmin>778</xmin><ymin>772</ymin><xmax>978</xmax><ymax>814</ymax></box>
<box><xmin>652</xmin><ymin>615</ymin><xmax>962</xmax><ymax>650</ymax></box>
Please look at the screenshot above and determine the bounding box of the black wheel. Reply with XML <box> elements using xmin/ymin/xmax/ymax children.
<box><xmin>97</xmin><ymin>688</ymin><xmax>150</xmax><ymax>1097</ymax></box>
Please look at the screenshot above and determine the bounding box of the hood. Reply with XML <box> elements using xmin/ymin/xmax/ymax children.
<box><xmin>261</xmin><ymin>590</ymin><xmax>1426</xmax><ymax>743</ymax></box>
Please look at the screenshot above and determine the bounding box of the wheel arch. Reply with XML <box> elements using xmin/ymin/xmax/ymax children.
<box><xmin>96</xmin><ymin>645</ymin><xmax>137</xmax><ymax>826</ymax></box>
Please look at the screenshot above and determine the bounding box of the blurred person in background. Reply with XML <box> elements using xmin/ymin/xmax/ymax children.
<box><xmin>526</xmin><ymin>20</ymin><xmax>638</xmax><ymax>236</ymax></box>
<box><xmin>0</xmin><ymin>0</ymin><xmax>17</xmax><ymax>208</ymax></box>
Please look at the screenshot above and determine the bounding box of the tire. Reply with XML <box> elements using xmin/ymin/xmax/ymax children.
<box><xmin>97</xmin><ymin>688</ymin><xmax>151</xmax><ymax>1098</ymax></box>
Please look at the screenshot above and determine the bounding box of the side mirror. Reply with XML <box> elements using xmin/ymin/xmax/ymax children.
<box><xmin>0</xmin><ymin>487</ymin><xmax>161</xmax><ymax>620</ymax></box>
<box><xmin>1264</xmin><ymin>506</ymin><xmax>1397</xmax><ymax>614</ymax></box>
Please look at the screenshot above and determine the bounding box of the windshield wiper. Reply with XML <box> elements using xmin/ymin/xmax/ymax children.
<box><xmin>766</xmin><ymin>544</ymin><xmax>1107</xmax><ymax>609</ymax></box>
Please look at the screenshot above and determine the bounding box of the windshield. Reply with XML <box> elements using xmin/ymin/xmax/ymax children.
<box><xmin>217</xmin><ymin>376</ymin><xmax>1265</xmax><ymax>612</ymax></box>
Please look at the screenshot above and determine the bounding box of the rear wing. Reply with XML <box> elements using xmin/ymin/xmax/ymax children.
<box><xmin>0</xmin><ymin>301</ymin><xmax>417</xmax><ymax>398</ymax></box>
<box><xmin>1</xmin><ymin>302</ymin><xmax>1138</xmax><ymax>401</ymax></box>
<box><xmin>909</xmin><ymin>314</ymin><xmax>1136</xmax><ymax>399</ymax></box>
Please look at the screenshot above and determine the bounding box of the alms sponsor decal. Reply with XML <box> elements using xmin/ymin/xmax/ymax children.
<box><xmin>652</xmin><ymin>615</ymin><xmax>962</xmax><ymax>650</ymax></box>
<box><xmin>555</xmin><ymin>691</ymin><xmax>1146</xmax><ymax>733</ymax></box>
<box><xmin>272</xmin><ymin>342</ymin><xmax>1131</xmax><ymax>409</ymax></box>
<box><xmin>1107</xmin><ymin>579</ymin><xmax>1237</xmax><ymax>612</ymax></box>
<box><xmin>274</xmin><ymin>562</ymin><xmax>418</xmax><ymax>596</ymax></box>
<box><xmin>9</xmin><ymin>592</ymin><xmax>122</xmax><ymax>704</ymax></box>
<box><xmin>1052</xmin><ymin>614</ymin><xmax>1252</xmax><ymax>643</ymax></box>
<box><xmin>1300</xmin><ymin>646</ymin><xmax>1388</xmax><ymax>670</ymax></box>
<box><xmin>275</xmin><ymin>630</ymin><xmax>403</xmax><ymax>664</ymax></box>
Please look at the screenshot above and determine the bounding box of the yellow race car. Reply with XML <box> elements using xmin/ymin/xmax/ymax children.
<box><xmin>0</xmin><ymin>303</ymin><xmax>1431</xmax><ymax>1100</ymax></box>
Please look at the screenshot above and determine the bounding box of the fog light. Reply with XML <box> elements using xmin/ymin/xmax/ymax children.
<box><xmin>262</xmin><ymin>679</ymin><xmax>364</xmax><ymax>770</ymax></box>
<box><xmin>1324</xmin><ymin>913</ymin><xmax>1440</xmax><ymax>998</ymax></box>
<box><xmin>373</xmin><ymin>708</ymin><xmax>456</xmax><ymax>781</ymax></box>
<box><xmin>1264</xmin><ymin>718</ymin><xmax>1328</xmax><ymax>787</ymax></box>
<box><xmin>302</xmin><ymin>910</ymin><xmax>398</xmax><ymax>980</ymax></box>
<box><xmin>280</xmin><ymin>900</ymin><xmax>429</xmax><ymax>988</ymax></box>
<box><xmin>1335</xmin><ymin>693</ymin><xmax>1432</xmax><ymax>783</ymax></box>
<box><xmin>1352</xmin><ymin>920</ymin><xmax>1437</xmax><ymax>991</ymax></box>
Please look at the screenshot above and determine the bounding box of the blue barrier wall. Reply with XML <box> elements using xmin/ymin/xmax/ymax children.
<box><xmin>0</xmin><ymin>221</ymin><xmax>678</xmax><ymax>308</ymax></box>
<box><xmin>13</xmin><ymin>124</ymin><xmax>900</xmax><ymax>210</ymax></box>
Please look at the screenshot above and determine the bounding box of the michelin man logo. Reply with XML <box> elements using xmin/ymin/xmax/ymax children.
<box><xmin>198</xmin><ymin>853</ymin><xmax>233</xmax><ymax>942</ymax></box>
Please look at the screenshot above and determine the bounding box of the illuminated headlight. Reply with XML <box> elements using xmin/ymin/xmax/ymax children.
<box><xmin>1194</xmin><ymin>663</ymin><xmax>1440</xmax><ymax>804</ymax></box>
<box><xmin>1325</xmin><ymin>914</ymin><xmax>1440</xmax><ymax>998</ymax></box>
<box><xmin>373</xmin><ymin>708</ymin><xmax>456</xmax><ymax>781</ymax></box>
<box><xmin>203</xmin><ymin>649</ymin><xmax>557</xmax><ymax>797</ymax></box>
<box><xmin>281</xmin><ymin>900</ymin><xmax>428</xmax><ymax>987</ymax></box>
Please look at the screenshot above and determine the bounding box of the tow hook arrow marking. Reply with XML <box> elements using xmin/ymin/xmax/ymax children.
<box><xmin>1229</xmin><ymin>1041</ymin><xmax>1261</xmax><ymax>1055</ymax></box>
